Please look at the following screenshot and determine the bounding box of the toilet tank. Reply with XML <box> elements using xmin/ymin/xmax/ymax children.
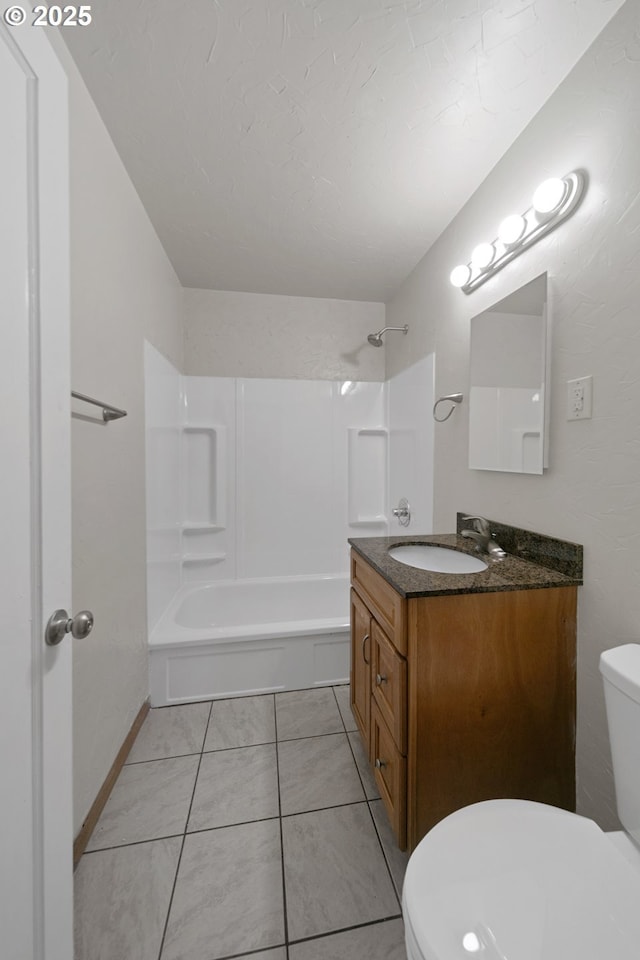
<box><xmin>600</xmin><ymin>644</ymin><xmax>640</xmax><ymax>846</ymax></box>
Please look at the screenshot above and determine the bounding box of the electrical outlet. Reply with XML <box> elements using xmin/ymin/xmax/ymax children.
<box><xmin>567</xmin><ymin>376</ymin><xmax>592</xmax><ymax>420</ymax></box>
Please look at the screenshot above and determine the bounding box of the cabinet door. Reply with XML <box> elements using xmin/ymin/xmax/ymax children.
<box><xmin>350</xmin><ymin>589</ymin><xmax>371</xmax><ymax>749</ymax></box>
<box><xmin>371</xmin><ymin>701</ymin><xmax>407</xmax><ymax>849</ymax></box>
<box><xmin>371</xmin><ymin>621</ymin><xmax>407</xmax><ymax>754</ymax></box>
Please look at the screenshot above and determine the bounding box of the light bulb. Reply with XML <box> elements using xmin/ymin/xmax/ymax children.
<box><xmin>471</xmin><ymin>242</ymin><xmax>495</xmax><ymax>271</ymax></box>
<box><xmin>450</xmin><ymin>264</ymin><xmax>471</xmax><ymax>288</ymax></box>
<box><xmin>532</xmin><ymin>177</ymin><xmax>566</xmax><ymax>215</ymax></box>
<box><xmin>462</xmin><ymin>932</ymin><xmax>481</xmax><ymax>953</ymax></box>
<box><xmin>498</xmin><ymin>213</ymin><xmax>526</xmax><ymax>246</ymax></box>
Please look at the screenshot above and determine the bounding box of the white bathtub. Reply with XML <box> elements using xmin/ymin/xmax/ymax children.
<box><xmin>149</xmin><ymin>575</ymin><xmax>351</xmax><ymax>705</ymax></box>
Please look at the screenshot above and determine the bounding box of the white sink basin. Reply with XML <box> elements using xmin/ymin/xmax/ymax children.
<box><xmin>388</xmin><ymin>544</ymin><xmax>488</xmax><ymax>574</ymax></box>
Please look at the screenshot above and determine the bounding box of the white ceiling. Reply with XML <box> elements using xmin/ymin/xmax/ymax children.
<box><xmin>62</xmin><ymin>0</ymin><xmax>624</xmax><ymax>302</ymax></box>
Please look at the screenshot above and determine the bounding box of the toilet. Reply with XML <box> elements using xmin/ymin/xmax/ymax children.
<box><xmin>402</xmin><ymin>643</ymin><xmax>640</xmax><ymax>959</ymax></box>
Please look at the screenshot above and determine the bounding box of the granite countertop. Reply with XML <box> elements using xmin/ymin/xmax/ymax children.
<box><xmin>349</xmin><ymin>532</ymin><xmax>583</xmax><ymax>599</ymax></box>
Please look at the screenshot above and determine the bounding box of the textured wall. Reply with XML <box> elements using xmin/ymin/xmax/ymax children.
<box><xmin>184</xmin><ymin>288</ymin><xmax>385</xmax><ymax>381</ymax></box>
<box><xmin>48</xmin><ymin>33</ymin><xmax>184</xmax><ymax>835</ymax></box>
<box><xmin>60</xmin><ymin>0</ymin><xmax>625</xmax><ymax>301</ymax></box>
<box><xmin>385</xmin><ymin>0</ymin><xmax>640</xmax><ymax>830</ymax></box>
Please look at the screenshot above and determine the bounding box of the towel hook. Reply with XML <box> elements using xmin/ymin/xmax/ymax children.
<box><xmin>433</xmin><ymin>393</ymin><xmax>463</xmax><ymax>422</ymax></box>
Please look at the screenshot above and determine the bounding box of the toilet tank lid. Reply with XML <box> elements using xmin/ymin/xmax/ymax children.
<box><xmin>403</xmin><ymin>800</ymin><xmax>640</xmax><ymax>960</ymax></box>
<box><xmin>600</xmin><ymin>643</ymin><xmax>640</xmax><ymax>704</ymax></box>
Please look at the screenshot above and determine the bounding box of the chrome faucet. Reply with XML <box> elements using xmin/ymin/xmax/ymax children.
<box><xmin>461</xmin><ymin>516</ymin><xmax>506</xmax><ymax>559</ymax></box>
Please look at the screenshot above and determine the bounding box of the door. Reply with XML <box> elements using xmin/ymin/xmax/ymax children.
<box><xmin>1</xmin><ymin>21</ymin><xmax>72</xmax><ymax>960</ymax></box>
<box><xmin>350</xmin><ymin>589</ymin><xmax>371</xmax><ymax>748</ymax></box>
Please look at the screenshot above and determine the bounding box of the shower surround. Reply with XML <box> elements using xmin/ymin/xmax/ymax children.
<box><xmin>144</xmin><ymin>342</ymin><xmax>433</xmax><ymax>705</ymax></box>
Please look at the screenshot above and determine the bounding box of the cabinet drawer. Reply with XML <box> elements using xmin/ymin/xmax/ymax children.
<box><xmin>371</xmin><ymin>621</ymin><xmax>407</xmax><ymax>754</ymax></box>
<box><xmin>351</xmin><ymin>551</ymin><xmax>406</xmax><ymax>655</ymax></box>
<box><xmin>370</xmin><ymin>701</ymin><xmax>407</xmax><ymax>849</ymax></box>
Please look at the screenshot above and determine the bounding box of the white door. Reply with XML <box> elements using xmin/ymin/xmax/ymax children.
<box><xmin>1</xmin><ymin>21</ymin><xmax>73</xmax><ymax>960</ymax></box>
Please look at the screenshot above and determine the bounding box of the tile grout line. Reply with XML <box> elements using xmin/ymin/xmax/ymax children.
<box><xmin>366</xmin><ymin>799</ymin><xmax>403</xmax><ymax>910</ymax></box>
<box><xmin>287</xmin><ymin>913</ymin><xmax>404</xmax><ymax>948</ymax></box>
<box><xmin>336</xmin><ymin>687</ymin><xmax>403</xmax><ymax>907</ymax></box>
<box><xmin>340</xmin><ymin>680</ymin><xmax>403</xmax><ymax>901</ymax></box>
<box><xmin>334</xmin><ymin>681</ymin><xmax>372</xmax><ymax>813</ymax></box>
<box><xmin>274</xmin><ymin>686</ymin><xmax>350</xmax><ymax>948</ymax></box>
<box><xmin>125</xmin><ymin>751</ymin><xmax>203</xmax><ymax>766</ymax></box>
<box><xmin>343</xmin><ymin>717</ymin><xmax>379</xmax><ymax>804</ymax></box>
<box><xmin>80</xmin><ymin>831</ymin><xmax>188</xmax><ymax>856</ymax></box>
<box><xmin>155</xmin><ymin>699</ymin><xmax>214</xmax><ymax>960</ymax></box>
<box><xmin>83</xmin><ymin>798</ymin><xmax>375</xmax><ymax>857</ymax></box>
<box><xmin>205</xmin><ymin>912</ymin><xmax>406</xmax><ymax>960</ymax></box>
<box><xmin>273</xmin><ymin>692</ymin><xmax>291</xmax><ymax>960</ymax></box>
<box><xmin>279</xmin><ymin>683</ymin><xmax>404</xmax><ymax>954</ymax></box>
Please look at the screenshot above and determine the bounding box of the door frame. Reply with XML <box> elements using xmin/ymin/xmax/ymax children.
<box><xmin>1</xmin><ymin>19</ymin><xmax>73</xmax><ymax>959</ymax></box>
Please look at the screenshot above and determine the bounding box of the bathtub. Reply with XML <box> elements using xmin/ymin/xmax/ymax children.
<box><xmin>149</xmin><ymin>574</ymin><xmax>351</xmax><ymax>706</ymax></box>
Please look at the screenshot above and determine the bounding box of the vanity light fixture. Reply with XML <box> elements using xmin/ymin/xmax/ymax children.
<box><xmin>450</xmin><ymin>170</ymin><xmax>585</xmax><ymax>294</ymax></box>
<box><xmin>532</xmin><ymin>177</ymin><xmax>567</xmax><ymax>216</ymax></box>
<box><xmin>498</xmin><ymin>213</ymin><xmax>527</xmax><ymax>246</ymax></box>
<box><xmin>450</xmin><ymin>264</ymin><xmax>471</xmax><ymax>288</ymax></box>
<box><xmin>471</xmin><ymin>242</ymin><xmax>496</xmax><ymax>271</ymax></box>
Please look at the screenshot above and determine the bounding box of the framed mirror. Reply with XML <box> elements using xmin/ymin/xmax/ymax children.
<box><xmin>468</xmin><ymin>273</ymin><xmax>548</xmax><ymax>474</ymax></box>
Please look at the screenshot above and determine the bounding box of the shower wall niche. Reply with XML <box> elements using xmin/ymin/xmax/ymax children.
<box><xmin>181</xmin><ymin>425</ymin><xmax>226</xmax><ymax>579</ymax></box>
<box><xmin>348</xmin><ymin>428</ymin><xmax>388</xmax><ymax>526</ymax></box>
<box><xmin>144</xmin><ymin>342</ymin><xmax>435</xmax><ymax>630</ymax></box>
<box><xmin>182</xmin><ymin>427</ymin><xmax>226</xmax><ymax>528</ymax></box>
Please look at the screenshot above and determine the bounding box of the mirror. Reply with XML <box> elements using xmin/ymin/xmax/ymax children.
<box><xmin>468</xmin><ymin>273</ymin><xmax>548</xmax><ymax>474</ymax></box>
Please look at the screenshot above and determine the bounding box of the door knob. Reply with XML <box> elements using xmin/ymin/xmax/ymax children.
<box><xmin>45</xmin><ymin>609</ymin><xmax>94</xmax><ymax>646</ymax></box>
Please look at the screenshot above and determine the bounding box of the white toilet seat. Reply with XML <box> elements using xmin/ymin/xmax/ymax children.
<box><xmin>402</xmin><ymin>799</ymin><xmax>640</xmax><ymax>960</ymax></box>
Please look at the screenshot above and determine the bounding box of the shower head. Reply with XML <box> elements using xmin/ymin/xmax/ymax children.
<box><xmin>367</xmin><ymin>325</ymin><xmax>408</xmax><ymax>347</ymax></box>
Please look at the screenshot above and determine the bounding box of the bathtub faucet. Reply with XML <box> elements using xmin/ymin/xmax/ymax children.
<box><xmin>460</xmin><ymin>516</ymin><xmax>506</xmax><ymax>559</ymax></box>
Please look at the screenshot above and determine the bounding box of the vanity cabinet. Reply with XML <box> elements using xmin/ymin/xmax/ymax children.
<box><xmin>350</xmin><ymin>549</ymin><xmax>577</xmax><ymax>852</ymax></box>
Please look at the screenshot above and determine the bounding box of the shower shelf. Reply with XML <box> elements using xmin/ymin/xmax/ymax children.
<box><xmin>182</xmin><ymin>554</ymin><xmax>226</xmax><ymax>565</ymax></box>
<box><xmin>181</xmin><ymin>522</ymin><xmax>225</xmax><ymax>532</ymax></box>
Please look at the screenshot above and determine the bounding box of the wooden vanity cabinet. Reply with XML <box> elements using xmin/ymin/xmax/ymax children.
<box><xmin>350</xmin><ymin>550</ymin><xmax>577</xmax><ymax>853</ymax></box>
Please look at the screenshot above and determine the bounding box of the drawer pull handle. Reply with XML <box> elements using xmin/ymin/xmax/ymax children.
<box><xmin>375</xmin><ymin>758</ymin><xmax>387</xmax><ymax>769</ymax></box>
<box><xmin>375</xmin><ymin>673</ymin><xmax>387</xmax><ymax>685</ymax></box>
<box><xmin>362</xmin><ymin>633</ymin><xmax>370</xmax><ymax>665</ymax></box>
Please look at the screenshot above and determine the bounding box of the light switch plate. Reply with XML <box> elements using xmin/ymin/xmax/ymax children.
<box><xmin>567</xmin><ymin>376</ymin><xmax>592</xmax><ymax>420</ymax></box>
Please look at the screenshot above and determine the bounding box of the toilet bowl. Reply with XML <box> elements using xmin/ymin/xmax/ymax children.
<box><xmin>402</xmin><ymin>644</ymin><xmax>640</xmax><ymax>960</ymax></box>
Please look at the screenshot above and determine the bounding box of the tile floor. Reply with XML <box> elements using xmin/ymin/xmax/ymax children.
<box><xmin>75</xmin><ymin>685</ymin><xmax>409</xmax><ymax>960</ymax></box>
